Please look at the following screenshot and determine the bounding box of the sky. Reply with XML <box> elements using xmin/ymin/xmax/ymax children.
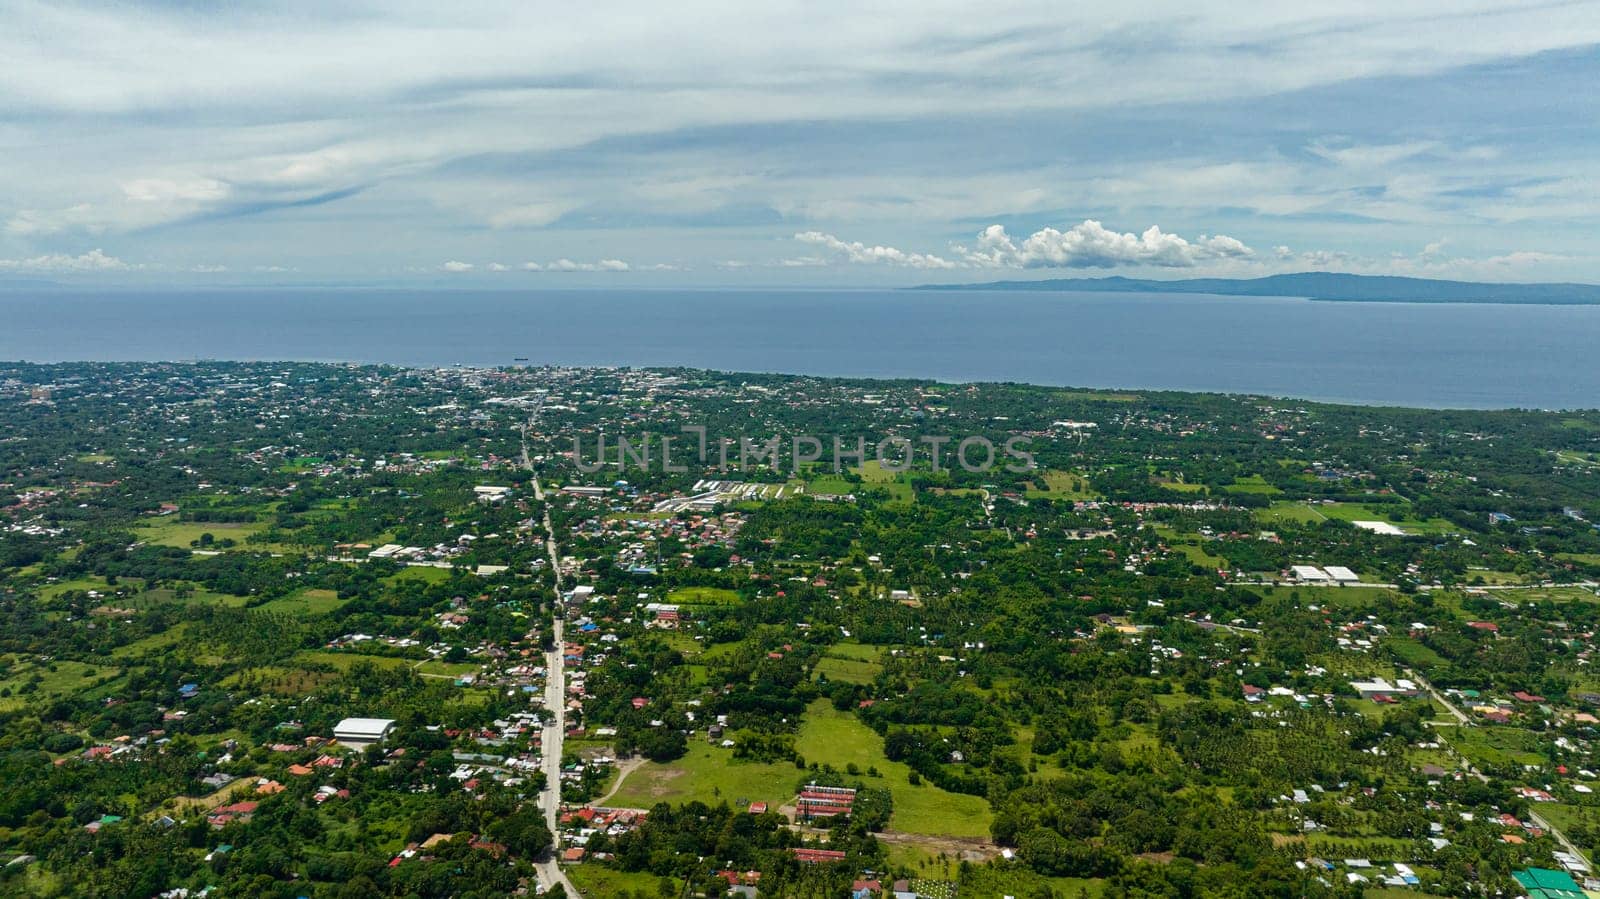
<box><xmin>2</xmin><ymin>1</ymin><xmax>1599</xmax><ymax>286</ymax></box>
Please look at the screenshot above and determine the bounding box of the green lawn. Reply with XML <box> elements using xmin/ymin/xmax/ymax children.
<box><xmin>604</xmin><ymin>741</ymin><xmax>797</xmax><ymax>809</ymax></box>
<box><xmin>293</xmin><ymin>650</ymin><xmax>415</xmax><ymax>671</ymax></box>
<box><xmin>853</xmin><ymin>461</ymin><xmax>915</xmax><ymax>501</ymax></box>
<box><xmin>134</xmin><ymin>518</ymin><xmax>265</xmax><ymax>549</ymax></box>
<box><xmin>0</xmin><ymin>658</ymin><xmax>111</xmax><ymax>712</ymax></box>
<box><xmin>567</xmin><ymin>864</ymin><xmax>681</xmax><ymax>897</ymax></box>
<box><xmin>256</xmin><ymin>588</ymin><xmax>344</xmax><ymax>616</ymax></box>
<box><xmin>1025</xmin><ymin>469</ymin><xmax>1099</xmax><ymax>501</ymax></box>
<box><xmin>606</xmin><ymin>700</ymin><xmax>993</xmax><ymax>838</ymax></box>
<box><xmin>667</xmin><ymin>586</ymin><xmax>742</xmax><ymax>606</ymax></box>
<box><xmin>1224</xmin><ymin>474</ymin><xmax>1283</xmax><ymax>495</ymax></box>
<box><xmin>794</xmin><ymin>700</ymin><xmax>993</xmax><ymax>837</ymax></box>
<box><xmin>814</xmin><ymin>643</ymin><xmax>886</xmax><ymax>685</ymax></box>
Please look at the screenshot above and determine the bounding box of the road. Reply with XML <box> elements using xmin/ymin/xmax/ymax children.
<box><xmin>522</xmin><ymin>412</ymin><xmax>580</xmax><ymax>897</ymax></box>
<box><xmin>1529</xmin><ymin>808</ymin><xmax>1591</xmax><ymax>869</ymax></box>
<box><xmin>1403</xmin><ymin>667</ymin><xmax>1471</xmax><ymax>726</ymax></box>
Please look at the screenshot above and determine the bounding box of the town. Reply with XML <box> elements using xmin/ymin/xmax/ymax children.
<box><xmin>3</xmin><ymin>361</ymin><xmax>1600</xmax><ymax>898</ymax></box>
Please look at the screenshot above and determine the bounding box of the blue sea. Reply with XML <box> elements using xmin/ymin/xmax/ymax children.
<box><xmin>2</xmin><ymin>287</ymin><xmax>1597</xmax><ymax>409</ymax></box>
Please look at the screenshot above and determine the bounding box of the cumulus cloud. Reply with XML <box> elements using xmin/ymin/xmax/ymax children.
<box><xmin>791</xmin><ymin>221</ymin><xmax>1254</xmax><ymax>271</ymax></box>
<box><xmin>0</xmin><ymin>248</ymin><xmax>133</xmax><ymax>272</ymax></box>
<box><xmin>487</xmin><ymin>262</ymin><xmax>510</xmax><ymax>272</ymax></box>
<box><xmin>957</xmin><ymin>220</ymin><xmax>1254</xmax><ymax>269</ymax></box>
<box><xmin>522</xmin><ymin>259</ymin><xmax>632</xmax><ymax>272</ymax></box>
<box><xmin>440</xmin><ymin>260</ymin><xmax>474</xmax><ymax>272</ymax></box>
<box><xmin>792</xmin><ymin>231</ymin><xmax>957</xmax><ymax>269</ymax></box>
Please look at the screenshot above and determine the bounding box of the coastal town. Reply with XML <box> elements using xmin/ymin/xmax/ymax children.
<box><xmin>3</xmin><ymin>361</ymin><xmax>1600</xmax><ymax>897</ymax></box>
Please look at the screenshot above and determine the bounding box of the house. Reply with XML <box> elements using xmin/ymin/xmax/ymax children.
<box><xmin>207</xmin><ymin>801</ymin><xmax>259</xmax><ymax>828</ymax></box>
<box><xmin>561</xmin><ymin>847</ymin><xmax>587</xmax><ymax>863</ymax></box>
<box><xmin>1513</xmin><ymin>867</ymin><xmax>1585</xmax><ymax>899</ymax></box>
<box><xmin>334</xmin><ymin>717</ymin><xmax>397</xmax><ymax>748</ymax></box>
<box><xmin>791</xmin><ymin>847</ymin><xmax>847</xmax><ymax>863</ymax></box>
<box><xmin>1349</xmin><ymin>678</ymin><xmax>1420</xmax><ymax>700</ymax></box>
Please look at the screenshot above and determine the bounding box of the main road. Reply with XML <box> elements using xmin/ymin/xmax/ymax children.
<box><xmin>523</xmin><ymin>414</ymin><xmax>580</xmax><ymax>897</ymax></box>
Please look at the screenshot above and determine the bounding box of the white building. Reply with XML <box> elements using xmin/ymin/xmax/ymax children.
<box><xmin>333</xmin><ymin>717</ymin><xmax>397</xmax><ymax>748</ymax></box>
<box><xmin>1291</xmin><ymin>565</ymin><xmax>1330</xmax><ymax>582</ymax></box>
<box><xmin>1323</xmin><ymin>566</ymin><xmax>1360</xmax><ymax>583</ymax></box>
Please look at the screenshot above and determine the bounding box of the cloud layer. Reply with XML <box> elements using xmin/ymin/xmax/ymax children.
<box><xmin>1</xmin><ymin>3</ymin><xmax>1596</xmax><ymax>281</ymax></box>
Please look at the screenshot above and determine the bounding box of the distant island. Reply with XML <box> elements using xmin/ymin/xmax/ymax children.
<box><xmin>911</xmin><ymin>271</ymin><xmax>1600</xmax><ymax>304</ymax></box>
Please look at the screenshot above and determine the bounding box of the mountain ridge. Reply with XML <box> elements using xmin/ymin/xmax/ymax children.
<box><xmin>909</xmin><ymin>271</ymin><xmax>1600</xmax><ymax>304</ymax></box>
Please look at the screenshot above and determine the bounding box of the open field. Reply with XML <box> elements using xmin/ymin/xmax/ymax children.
<box><xmin>567</xmin><ymin>864</ymin><xmax>681</xmax><ymax>897</ymax></box>
<box><xmin>667</xmin><ymin>586</ymin><xmax>742</xmax><ymax>606</ymax></box>
<box><xmin>0</xmin><ymin>658</ymin><xmax>113</xmax><ymax>712</ymax></box>
<box><xmin>293</xmin><ymin>650</ymin><xmax>414</xmax><ymax>671</ymax></box>
<box><xmin>814</xmin><ymin>643</ymin><xmax>885</xmax><ymax>684</ymax></box>
<box><xmin>604</xmin><ymin>741</ymin><xmax>796</xmax><ymax>810</ymax></box>
<box><xmin>134</xmin><ymin>518</ymin><xmax>266</xmax><ymax>548</ymax></box>
<box><xmin>1256</xmin><ymin>501</ymin><xmax>1456</xmax><ymax>535</ymax></box>
<box><xmin>793</xmin><ymin>700</ymin><xmax>993</xmax><ymax>837</ymax></box>
<box><xmin>853</xmin><ymin>460</ymin><xmax>915</xmax><ymax>502</ymax></box>
<box><xmin>1224</xmin><ymin>474</ymin><xmax>1283</xmax><ymax>495</ymax></box>
<box><xmin>607</xmin><ymin>699</ymin><xmax>992</xmax><ymax>838</ymax></box>
<box><xmin>1026</xmin><ymin>469</ymin><xmax>1098</xmax><ymax>501</ymax></box>
<box><xmin>256</xmin><ymin>588</ymin><xmax>344</xmax><ymax>615</ymax></box>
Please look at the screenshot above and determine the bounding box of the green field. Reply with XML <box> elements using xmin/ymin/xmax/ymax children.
<box><xmin>667</xmin><ymin>586</ymin><xmax>742</xmax><ymax>606</ymax></box>
<box><xmin>1025</xmin><ymin>469</ymin><xmax>1098</xmax><ymax>501</ymax></box>
<box><xmin>1224</xmin><ymin>474</ymin><xmax>1283</xmax><ymax>495</ymax></box>
<box><xmin>1256</xmin><ymin>501</ymin><xmax>1456</xmax><ymax>535</ymax></box>
<box><xmin>607</xmin><ymin>699</ymin><xmax>992</xmax><ymax>838</ymax></box>
<box><xmin>814</xmin><ymin>643</ymin><xmax>885</xmax><ymax>684</ymax></box>
<box><xmin>567</xmin><ymin>864</ymin><xmax>682</xmax><ymax>897</ymax></box>
<box><xmin>853</xmin><ymin>460</ymin><xmax>915</xmax><ymax>501</ymax></box>
<box><xmin>0</xmin><ymin>658</ymin><xmax>113</xmax><ymax>712</ymax></box>
<box><xmin>134</xmin><ymin>518</ymin><xmax>266</xmax><ymax>549</ymax></box>
<box><xmin>793</xmin><ymin>700</ymin><xmax>992</xmax><ymax>837</ymax></box>
<box><xmin>256</xmin><ymin>588</ymin><xmax>344</xmax><ymax>615</ymax></box>
<box><xmin>293</xmin><ymin>650</ymin><xmax>415</xmax><ymax>671</ymax></box>
<box><xmin>605</xmin><ymin>741</ymin><xmax>797</xmax><ymax>810</ymax></box>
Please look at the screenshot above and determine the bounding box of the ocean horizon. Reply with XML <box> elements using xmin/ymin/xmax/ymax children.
<box><xmin>4</xmin><ymin>286</ymin><xmax>1597</xmax><ymax>410</ymax></box>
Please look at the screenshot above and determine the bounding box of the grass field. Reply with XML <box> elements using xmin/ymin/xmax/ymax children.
<box><xmin>384</xmin><ymin>566</ymin><xmax>455</xmax><ymax>584</ymax></box>
<box><xmin>667</xmin><ymin>586</ymin><xmax>742</xmax><ymax>606</ymax></box>
<box><xmin>256</xmin><ymin>588</ymin><xmax>344</xmax><ymax>616</ymax></box>
<box><xmin>1256</xmin><ymin>501</ymin><xmax>1456</xmax><ymax>535</ymax></box>
<box><xmin>793</xmin><ymin>700</ymin><xmax>993</xmax><ymax>837</ymax></box>
<box><xmin>853</xmin><ymin>460</ymin><xmax>915</xmax><ymax>502</ymax></box>
<box><xmin>1025</xmin><ymin>469</ymin><xmax>1098</xmax><ymax>501</ymax></box>
<box><xmin>1224</xmin><ymin>474</ymin><xmax>1283</xmax><ymax>495</ymax></box>
<box><xmin>0</xmin><ymin>658</ymin><xmax>112</xmax><ymax>712</ymax></box>
<box><xmin>1488</xmin><ymin>585</ymin><xmax>1600</xmax><ymax>604</ymax></box>
<box><xmin>605</xmin><ymin>741</ymin><xmax>797</xmax><ymax>809</ymax></box>
<box><xmin>607</xmin><ymin>699</ymin><xmax>992</xmax><ymax>838</ymax></box>
<box><xmin>294</xmin><ymin>650</ymin><xmax>414</xmax><ymax>671</ymax></box>
<box><xmin>567</xmin><ymin>864</ymin><xmax>681</xmax><ymax>897</ymax></box>
<box><xmin>134</xmin><ymin>519</ymin><xmax>265</xmax><ymax>549</ymax></box>
<box><xmin>814</xmin><ymin>643</ymin><xmax>885</xmax><ymax>684</ymax></box>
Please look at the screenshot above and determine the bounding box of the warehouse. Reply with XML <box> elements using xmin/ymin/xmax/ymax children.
<box><xmin>333</xmin><ymin>717</ymin><xmax>397</xmax><ymax>748</ymax></box>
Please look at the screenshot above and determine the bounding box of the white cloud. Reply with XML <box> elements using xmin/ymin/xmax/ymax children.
<box><xmin>958</xmin><ymin>221</ymin><xmax>1253</xmax><ymax>269</ymax></box>
<box><xmin>0</xmin><ymin>248</ymin><xmax>133</xmax><ymax>272</ymax></box>
<box><xmin>789</xmin><ymin>221</ymin><xmax>1254</xmax><ymax>271</ymax></box>
<box><xmin>440</xmin><ymin>260</ymin><xmax>474</xmax><ymax>272</ymax></box>
<box><xmin>793</xmin><ymin>231</ymin><xmax>957</xmax><ymax>269</ymax></box>
<box><xmin>487</xmin><ymin>262</ymin><xmax>510</xmax><ymax>272</ymax></box>
<box><xmin>521</xmin><ymin>259</ymin><xmax>633</xmax><ymax>272</ymax></box>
